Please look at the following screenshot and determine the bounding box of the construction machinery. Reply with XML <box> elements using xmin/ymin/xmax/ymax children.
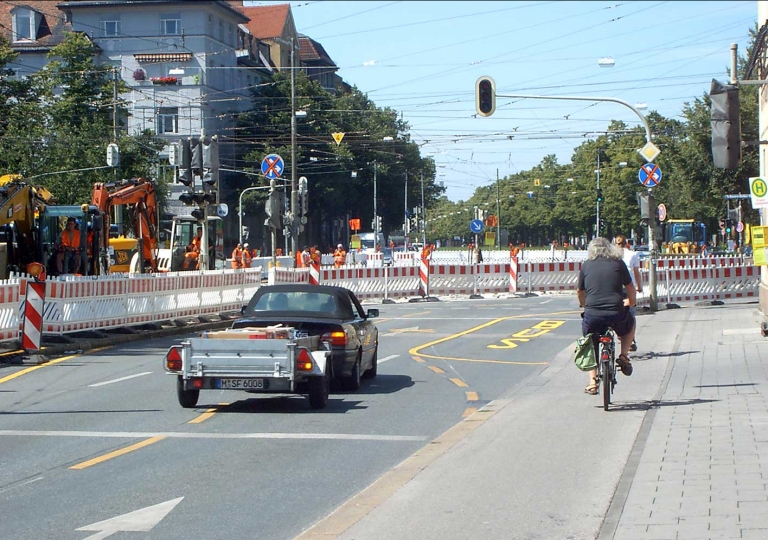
<box><xmin>0</xmin><ymin>176</ymin><xmax>56</xmax><ymax>277</ymax></box>
<box><xmin>660</xmin><ymin>219</ymin><xmax>707</xmax><ymax>255</ymax></box>
<box><xmin>92</xmin><ymin>177</ymin><xmax>159</xmax><ymax>274</ymax></box>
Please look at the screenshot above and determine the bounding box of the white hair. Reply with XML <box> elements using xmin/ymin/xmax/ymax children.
<box><xmin>587</xmin><ymin>237</ymin><xmax>623</xmax><ymax>261</ymax></box>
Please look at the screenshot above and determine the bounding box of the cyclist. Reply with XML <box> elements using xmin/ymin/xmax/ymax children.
<box><xmin>614</xmin><ymin>235</ymin><xmax>642</xmax><ymax>352</ymax></box>
<box><xmin>577</xmin><ymin>237</ymin><xmax>636</xmax><ymax>395</ymax></box>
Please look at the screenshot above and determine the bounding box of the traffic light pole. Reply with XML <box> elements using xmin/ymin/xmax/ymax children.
<box><xmin>290</xmin><ymin>38</ymin><xmax>299</xmax><ymax>263</ymax></box>
<box><xmin>595</xmin><ymin>152</ymin><xmax>601</xmax><ymax>239</ymax></box>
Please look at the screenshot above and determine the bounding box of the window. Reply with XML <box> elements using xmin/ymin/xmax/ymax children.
<box><xmin>101</xmin><ymin>18</ymin><xmax>121</xmax><ymax>37</ymax></box>
<box><xmin>12</xmin><ymin>9</ymin><xmax>33</xmax><ymax>41</ymax></box>
<box><xmin>157</xmin><ymin>107</ymin><xmax>179</xmax><ymax>134</ymax></box>
<box><xmin>161</xmin><ymin>13</ymin><xmax>181</xmax><ymax>35</ymax></box>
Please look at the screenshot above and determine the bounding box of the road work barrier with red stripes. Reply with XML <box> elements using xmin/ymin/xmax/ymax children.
<box><xmin>0</xmin><ymin>257</ymin><xmax>758</xmax><ymax>345</ymax></box>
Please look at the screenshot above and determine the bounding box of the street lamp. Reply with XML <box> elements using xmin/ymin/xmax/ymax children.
<box><xmin>238</xmin><ymin>185</ymin><xmax>272</xmax><ymax>246</ymax></box>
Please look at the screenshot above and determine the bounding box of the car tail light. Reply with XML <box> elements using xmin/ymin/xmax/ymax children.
<box><xmin>165</xmin><ymin>346</ymin><xmax>182</xmax><ymax>371</ymax></box>
<box><xmin>190</xmin><ymin>378</ymin><xmax>203</xmax><ymax>389</ymax></box>
<box><xmin>322</xmin><ymin>331</ymin><xmax>346</xmax><ymax>347</ymax></box>
<box><xmin>296</xmin><ymin>348</ymin><xmax>313</xmax><ymax>371</ymax></box>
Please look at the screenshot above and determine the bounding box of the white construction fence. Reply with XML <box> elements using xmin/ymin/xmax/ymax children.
<box><xmin>0</xmin><ymin>255</ymin><xmax>757</xmax><ymax>345</ymax></box>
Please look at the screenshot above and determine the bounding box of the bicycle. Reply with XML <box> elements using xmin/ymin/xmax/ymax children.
<box><xmin>595</xmin><ymin>329</ymin><xmax>617</xmax><ymax>411</ymax></box>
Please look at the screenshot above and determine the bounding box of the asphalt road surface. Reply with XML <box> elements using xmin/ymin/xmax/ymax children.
<box><xmin>0</xmin><ymin>295</ymin><xmax>583</xmax><ymax>540</ymax></box>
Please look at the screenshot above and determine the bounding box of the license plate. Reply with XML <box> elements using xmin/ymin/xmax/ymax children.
<box><xmin>217</xmin><ymin>378</ymin><xmax>264</xmax><ymax>389</ymax></box>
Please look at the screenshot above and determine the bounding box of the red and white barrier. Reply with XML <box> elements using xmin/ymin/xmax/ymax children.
<box><xmin>509</xmin><ymin>256</ymin><xmax>518</xmax><ymax>293</ymax></box>
<box><xmin>21</xmin><ymin>280</ymin><xmax>44</xmax><ymax>350</ymax></box>
<box><xmin>419</xmin><ymin>257</ymin><xmax>430</xmax><ymax>297</ymax></box>
<box><xmin>309</xmin><ymin>262</ymin><xmax>320</xmax><ymax>285</ymax></box>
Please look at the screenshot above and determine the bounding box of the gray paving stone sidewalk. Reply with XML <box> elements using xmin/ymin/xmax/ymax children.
<box><xmin>613</xmin><ymin>303</ymin><xmax>768</xmax><ymax>540</ymax></box>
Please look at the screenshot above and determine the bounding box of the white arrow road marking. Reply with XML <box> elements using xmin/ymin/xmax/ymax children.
<box><xmin>77</xmin><ymin>497</ymin><xmax>183</xmax><ymax>540</ymax></box>
<box><xmin>378</xmin><ymin>354</ymin><xmax>399</xmax><ymax>363</ymax></box>
<box><xmin>88</xmin><ymin>372</ymin><xmax>152</xmax><ymax>387</ymax></box>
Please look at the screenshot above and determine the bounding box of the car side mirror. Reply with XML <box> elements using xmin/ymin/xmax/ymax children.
<box><xmin>367</xmin><ymin>308</ymin><xmax>379</xmax><ymax>318</ymax></box>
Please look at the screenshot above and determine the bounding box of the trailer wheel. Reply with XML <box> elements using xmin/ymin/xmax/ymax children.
<box><xmin>308</xmin><ymin>371</ymin><xmax>329</xmax><ymax>410</ymax></box>
<box><xmin>177</xmin><ymin>377</ymin><xmax>199</xmax><ymax>408</ymax></box>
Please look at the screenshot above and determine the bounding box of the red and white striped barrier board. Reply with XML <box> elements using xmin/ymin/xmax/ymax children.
<box><xmin>309</xmin><ymin>262</ymin><xmax>320</xmax><ymax>285</ymax></box>
<box><xmin>21</xmin><ymin>280</ymin><xmax>44</xmax><ymax>350</ymax></box>
<box><xmin>509</xmin><ymin>257</ymin><xmax>518</xmax><ymax>293</ymax></box>
<box><xmin>419</xmin><ymin>257</ymin><xmax>430</xmax><ymax>297</ymax></box>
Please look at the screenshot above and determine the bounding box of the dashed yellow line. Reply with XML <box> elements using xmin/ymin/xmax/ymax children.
<box><xmin>427</xmin><ymin>366</ymin><xmax>445</xmax><ymax>374</ymax></box>
<box><xmin>462</xmin><ymin>407</ymin><xmax>478</xmax><ymax>418</ymax></box>
<box><xmin>465</xmin><ymin>391</ymin><xmax>478</xmax><ymax>401</ymax></box>
<box><xmin>69</xmin><ymin>436</ymin><xmax>165</xmax><ymax>470</ymax></box>
<box><xmin>402</xmin><ymin>310</ymin><xmax>430</xmax><ymax>318</ymax></box>
<box><xmin>411</xmin><ymin>356</ymin><xmax>425</xmax><ymax>363</ymax></box>
<box><xmin>188</xmin><ymin>408</ymin><xmax>217</xmax><ymax>424</ymax></box>
<box><xmin>449</xmin><ymin>378</ymin><xmax>468</xmax><ymax>388</ymax></box>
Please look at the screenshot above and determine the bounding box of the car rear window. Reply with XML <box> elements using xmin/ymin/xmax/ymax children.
<box><xmin>251</xmin><ymin>292</ymin><xmax>337</xmax><ymax>313</ymax></box>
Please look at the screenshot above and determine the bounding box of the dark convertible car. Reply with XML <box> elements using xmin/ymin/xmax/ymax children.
<box><xmin>236</xmin><ymin>284</ymin><xmax>379</xmax><ymax>390</ymax></box>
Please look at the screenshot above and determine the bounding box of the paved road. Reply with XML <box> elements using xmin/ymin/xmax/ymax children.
<box><xmin>0</xmin><ymin>296</ymin><xmax>582</xmax><ymax>540</ymax></box>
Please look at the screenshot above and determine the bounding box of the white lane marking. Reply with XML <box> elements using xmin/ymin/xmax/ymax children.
<box><xmin>0</xmin><ymin>476</ymin><xmax>44</xmax><ymax>495</ymax></box>
<box><xmin>0</xmin><ymin>430</ymin><xmax>426</xmax><ymax>442</ymax></box>
<box><xmin>88</xmin><ymin>372</ymin><xmax>153</xmax><ymax>387</ymax></box>
<box><xmin>378</xmin><ymin>354</ymin><xmax>399</xmax><ymax>363</ymax></box>
<box><xmin>540</xmin><ymin>299</ymin><xmax>553</xmax><ymax>304</ymax></box>
<box><xmin>77</xmin><ymin>497</ymin><xmax>183</xmax><ymax>539</ymax></box>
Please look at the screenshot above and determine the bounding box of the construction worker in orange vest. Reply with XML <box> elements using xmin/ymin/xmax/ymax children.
<box><xmin>231</xmin><ymin>243</ymin><xmax>243</xmax><ymax>269</ymax></box>
<box><xmin>333</xmin><ymin>244</ymin><xmax>346</xmax><ymax>268</ymax></box>
<box><xmin>183</xmin><ymin>226</ymin><xmax>203</xmax><ymax>270</ymax></box>
<box><xmin>241</xmin><ymin>243</ymin><xmax>253</xmax><ymax>268</ymax></box>
<box><xmin>56</xmin><ymin>217</ymin><xmax>82</xmax><ymax>274</ymax></box>
<box><xmin>310</xmin><ymin>246</ymin><xmax>321</xmax><ymax>266</ymax></box>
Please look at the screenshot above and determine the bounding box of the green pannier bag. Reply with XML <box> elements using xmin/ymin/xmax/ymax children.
<box><xmin>574</xmin><ymin>334</ymin><xmax>597</xmax><ymax>371</ymax></box>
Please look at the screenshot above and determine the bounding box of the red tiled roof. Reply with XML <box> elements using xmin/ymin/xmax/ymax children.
<box><xmin>229</xmin><ymin>2</ymin><xmax>291</xmax><ymax>40</ymax></box>
<box><xmin>298</xmin><ymin>34</ymin><xmax>335</xmax><ymax>66</ymax></box>
<box><xmin>0</xmin><ymin>1</ymin><xmax>70</xmax><ymax>50</ymax></box>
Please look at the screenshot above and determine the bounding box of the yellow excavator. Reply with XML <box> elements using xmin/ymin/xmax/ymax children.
<box><xmin>0</xmin><ymin>174</ymin><xmax>55</xmax><ymax>277</ymax></box>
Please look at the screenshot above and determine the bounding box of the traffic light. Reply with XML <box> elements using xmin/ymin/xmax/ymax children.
<box><xmin>725</xmin><ymin>219</ymin><xmax>733</xmax><ymax>234</ymax></box>
<box><xmin>178</xmin><ymin>138</ymin><xmax>192</xmax><ymax>186</ymax></box>
<box><xmin>191</xmin><ymin>208</ymin><xmax>205</xmax><ymax>222</ymax></box>
<box><xmin>475</xmin><ymin>76</ymin><xmax>496</xmax><ymax>117</ymax></box>
<box><xmin>168</xmin><ymin>142</ymin><xmax>179</xmax><ymax>166</ymax></box>
<box><xmin>596</xmin><ymin>188</ymin><xmax>603</xmax><ymax>203</ymax></box>
<box><xmin>106</xmin><ymin>143</ymin><xmax>119</xmax><ymax>167</ymax></box>
<box><xmin>710</xmin><ymin>79</ymin><xmax>741</xmax><ymax>169</ymax></box>
<box><xmin>190</xmin><ymin>137</ymin><xmax>203</xmax><ymax>178</ymax></box>
<box><xmin>201</xmin><ymin>136</ymin><xmax>219</xmax><ymax>188</ymax></box>
<box><xmin>299</xmin><ymin>176</ymin><xmax>308</xmax><ymax>216</ymax></box>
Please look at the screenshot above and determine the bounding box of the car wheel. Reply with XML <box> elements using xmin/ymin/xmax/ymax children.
<box><xmin>344</xmin><ymin>354</ymin><xmax>362</xmax><ymax>391</ymax></box>
<box><xmin>308</xmin><ymin>370</ymin><xmax>329</xmax><ymax>409</ymax></box>
<box><xmin>363</xmin><ymin>346</ymin><xmax>378</xmax><ymax>379</ymax></box>
<box><xmin>177</xmin><ymin>377</ymin><xmax>199</xmax><ymax>409</ymax></box>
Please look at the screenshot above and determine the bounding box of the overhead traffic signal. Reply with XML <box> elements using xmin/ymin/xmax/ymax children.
<box><xmin>710</xmin><ymin>79</ymin><xmax>741</xmax><ymax>169</ymax></box>
<box><xmin>596</xmin><ymin>188</ymin><xmax>603</xmax><ymax>203</ymax></box>
<box><xmin>475</xmin><ymin>76</ymin><xmax>496</xmax><ymax>117</ymax></box>
<box><xmin>177</xmin><ymin>138</ymin><xmax>192</xmax><ymax>186</ymax></box>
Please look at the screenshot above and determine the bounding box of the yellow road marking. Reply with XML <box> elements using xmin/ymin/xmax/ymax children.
<box><xmin>188</xmin><ymin>408</ymin><xmax>217</xmax><ymax>424</ymax></box>
<box><xmin>466</xmin><ymin>391</ymin><xmax>478</xmax><ymax>401</ymax></box>
<box><xmin>402</xmin><ymin>310</ymin><xmax>430</xmax><ymax>318</ymax></box>
<box><xmin>411</xmin><ymin>356</ymin><xmax>425</xmax><ymax>363</ymax></box>
<box><xmin>462</xmin><ymin>407</ymin><xmax>478</xmax><ymax>418</ymax></box>
<box><xmin>449</xmin><ymin>378</ymin><xmax>468</xmax><ymax>388</ymax></box>
<box><xmin>69</xmin><ymin>436</ymin><xmax>165</xmax><ymax>470</ymax></box>
<box><xmin>0</xmin><ymin>353</ymin><xmax>84</xmax><ymax>385</ymax></box>
<box><xmin>427</xmin><ymin>366</ymin><xmax>445</xmax><ymax>374</ymax></box>
<box><xmin>407</xmin><ymin>310</ymin><xmax>580</xmax><ymax>365</ymax></box>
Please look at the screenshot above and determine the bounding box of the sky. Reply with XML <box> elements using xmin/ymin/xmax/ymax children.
<box><xmin>247</xmin><ymin>1</ymin><xmax>757</xmax><ymax>202</ymax></box>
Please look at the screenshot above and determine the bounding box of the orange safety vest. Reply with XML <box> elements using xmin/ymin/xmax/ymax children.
<box><xmin>61</xmin><ymin>229</ymin><xmax>81</xmax><ymax>249</ymax></box>
<box><xmin>231</xmin><ymin>248</ymin><xmax>243</xmax><ymax>269</ymax></box>
<box><xmin>241</xmin><ymin>248</ymin><xmax>252</xmax><ymax>268</ymax></box>
<box><xmin>333</xmin><ymin>249</ymin><xmax>346</xmax><ymax>267</ymax></box>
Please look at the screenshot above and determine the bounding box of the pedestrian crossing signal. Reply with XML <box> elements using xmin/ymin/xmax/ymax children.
<box><xmin>475</xmin><ymin>76</ymin><xmax>496</xmax><ymax>117</ymax></box>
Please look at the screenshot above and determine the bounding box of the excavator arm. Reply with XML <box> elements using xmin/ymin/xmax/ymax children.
<box><xmin>92</xmin><ymin>178</ymin><xmax>159</xmax><ymax>272</ymax></box>
<box><xmin>0</xmin><ymin>180</ymin><xmax>54</xmax><ymax>275</ymax></box>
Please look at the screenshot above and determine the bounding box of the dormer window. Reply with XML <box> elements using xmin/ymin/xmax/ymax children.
<box><xmin>12</xmin><ymin>7</ymin><xmax>36</xmax><ymax>41</ymax></box>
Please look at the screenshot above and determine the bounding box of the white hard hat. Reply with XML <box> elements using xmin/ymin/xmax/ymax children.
<box><xmin>338</xmin><ymin>244</ymin><xmax>343</xmax><ymax>248</ymax></box>
<box><xmin>243</xmin><ymin>243</ymin><xmax>249</xmax><ymax>248</ymax></box>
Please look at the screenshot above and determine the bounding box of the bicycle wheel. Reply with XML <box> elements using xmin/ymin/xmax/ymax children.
<box><xmin>602</xmin><ymin>347</ymin><xmax>611</xmax><ymax>411</ymax></box>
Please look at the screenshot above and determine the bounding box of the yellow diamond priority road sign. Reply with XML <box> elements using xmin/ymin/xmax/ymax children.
<box><xmin>749</xmin><ymin>177</ymin><xmax>768</xmax><ymax>209</ymax></box>
<box><xmin>637</xmin><ymin>141</ymin><xmax>661</xmax><ymax>162</ymax></box>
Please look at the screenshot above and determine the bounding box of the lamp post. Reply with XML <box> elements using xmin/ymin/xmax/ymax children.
<box><xmin>290</xmin><ymin>37</ymin><xmax>298</xmax><ymax>260</ymax></box>
<box><xmin>238</xmin><ymin>185</ymin><xmax>272</xmax><ymax>246</ymax></box>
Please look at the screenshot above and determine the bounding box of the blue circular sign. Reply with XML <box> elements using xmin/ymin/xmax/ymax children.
<box><xmin>470</xmin><ymin>219</ymin><xmax>484</xmax><ymax>233</ymax></box>
<box><xmin>638</xmin><ymin>163</ymin><xmax>662</xmax><ymax>187</ymax></box>
<box><xmin>261</xmin><ymin>154</ymin><xmax>284</xmax><ymax>179</ymax></box>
